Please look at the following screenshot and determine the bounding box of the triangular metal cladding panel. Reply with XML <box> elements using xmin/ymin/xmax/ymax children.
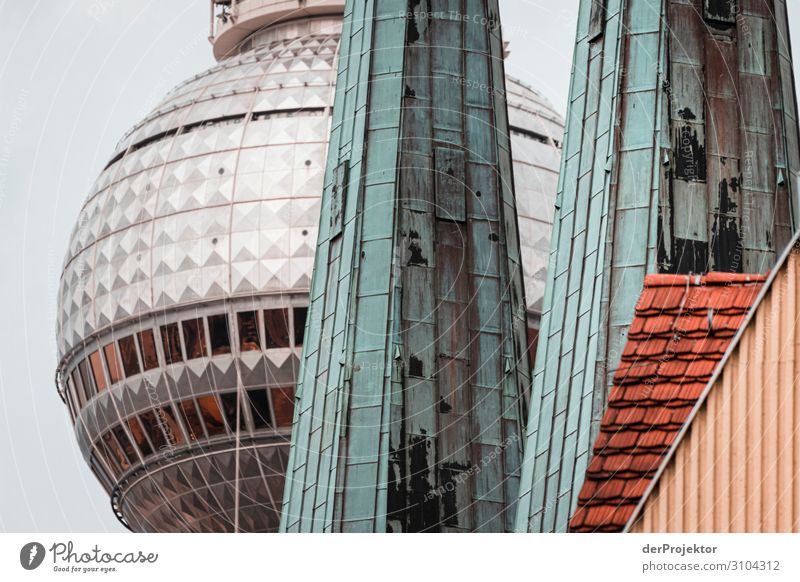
<box><xmin>209</xmin><ymin>359</ymin><xmax>238</xmax><ymax>391</ymax></box>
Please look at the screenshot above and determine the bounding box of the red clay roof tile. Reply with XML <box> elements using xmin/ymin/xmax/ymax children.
<box><xmin>578</xmin><ymin>479</ymin><xmax>598</xmax><ymax>502</ymax></box>
<box><xmin>615</xmin><ymin>407</ymin><xmax>646</xmax><ymax>426</ymax></box>
<box><xmin>622</xmin><ymin>340</ymin><xmax>639</xmax><ymax>357</ymax></box>
<box><xmin>568</xmin><ymin>272</ymin><xmax>764</xmax><ymax>532</ymax></box>
<box><xmin>607</xmin><ymin>431</ymin><xmax>640</xmax><ymax>449</ymax></box>
<box><xmin>595</xmin><ymin>479</ymin><xmax>626</xmax><ymax>500</ymax></box>
<box><xmin>635</xmin><ymin>288</ymin><xmax>658</xmax><ymax>311</ymax></box>
<box><xmin>658</xmin><ymin>360</ymin><xmax>689</xmax><ymax>378</ymax></box>
<box><xmin>603</xmin><ymin>454</ymin><xmax>634</xmax><ymax>473</ymax></box>
<box><xmin>650</xmin><ymin>384</ymin><xmax>686</xmax><ymax>402</ymax></box>
<box><xmin>610</xmin><ymin>506</ymin><xmax>637</xmax><ymax>527</ymax></box>
<box><xmin>643</xmin><ymin>316</ymin><xmax>675</xmax><ymax>335</ymax></box>
<box><xmin>711</xmin><ymin>313</ymin><xmax>747</xmax><ymax>332</ymax></box>
<box><xmin>622</xmin><ymin>478</ymin><xmax>650</xmax><ymax>499</ymax></box>
<box><xmin>599</xmin><ymin>408</ymin><xmax>618</xmax><ymax>426</ymax></box>
<box><xmin>628</xmin><ymin>454</ymin><xmax>664</xmax><ymax>473</ymax></box>
<box><xmin>677</xmin><ymin>382</ymin><xmax>706</xmax><ymax>400</ymax></box>
<box><xmin>585</xmin><ymin>505</ymin><xmax>619</xmax><ymax>525</ymax></box>
<box><xmin>670</xmin><ymin>406</ymin><xmax>694</xmax><ymax>423</ymax></box>
<box><xmin>586</xmin><ymin>455</ymin><xmax>605</xmax><ymax>474</ymax></box>
<box><xmin>642</xmin><ymin>408</ymin><xmax>674</xmax><ymax>426</ymax></box>
<box><xmin>628</xmin><ymin>317</ymin><xmax>646</xmax><ymax>335</ymax></box>
<box><xmin>685</xmin><ymin>359</ymin><xmax>718</xmax><ymax>378</ymax></box>
<box><xmin>637</xmin><ymin>430</ymin><xmax>673</xmax><ymax>448</ymax></box>
<box><xmin>636</xmin><ymin>338</ymin><xmax>669</xmax><ymax>356</ymax></box>
<box><xmin>673</xmin><ymin>313</ymin><xmax>709</xmax><ymax>334</ymax></box>
<box><xmin>608</xmin><ymin>384</ymin><xmax>652</xmax><ymax>403</ymax></box>
<box><xmin>570</xmin><ymin>507</ymin><xmax>588</xmax><ymax>528</ymax></box>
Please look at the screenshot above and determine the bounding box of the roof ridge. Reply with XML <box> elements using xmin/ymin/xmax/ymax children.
<box><xmin>643</xmin><ymin>272</ymin><xmax>768</xmax><ymax>288</ymax></box>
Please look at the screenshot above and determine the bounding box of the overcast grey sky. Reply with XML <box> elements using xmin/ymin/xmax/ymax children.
<box><xmin>0</xmin><ymin>0</ymin><xmax>797</xmax><ymax>532</ymax></box>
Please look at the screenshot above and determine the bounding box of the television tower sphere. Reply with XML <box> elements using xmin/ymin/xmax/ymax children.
<box><xmin>55</xmin><ymin>0</ymin><xmax>563</xmax><ymax>532</ymax></box>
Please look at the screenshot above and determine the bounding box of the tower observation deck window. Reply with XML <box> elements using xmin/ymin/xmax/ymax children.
<box><xmin>71</xmin><ymin>369</ymin><xmax>86</xmax><ymax>408</ymax></box>
<box><xmin>293</xmin><ymin>306</ymin><xmax>308</xmax><ymax>346</ymax></box>
<box><xmin>89</xmin><ymin>351</ymin><xmax>107</xmax><ymax>392</ymax></box>
<box><xmin>219</xmin><ymin>392</ymin><xmax>246</xmax><ymax>432</ymax></box>
<box><xmin>178</xmin><ymin>399</ymin><xmax>206</xmax><ymax>441</ymax></box>
<box><xmin>237</xmin><ymin>311</ymin><xmax>261</xmax><ymax>351</ymax></box>
<box><xmin>77</xmin><ymin>360</ymin><xmax>94</xmax><ymax>402</ymax></box>
<box><xmin>127</xmin><ymin>416</ymin><xmax>153</xmax><ymax>456</ymax></box>
<box><xmin>103</xmin><ymin>343</ymin><xmax>123</xmax><ymax>384</ymax></box>
<box><xmin>101</xmin><ymin>431</ymin><xmax>130</xmax><ymax>473</ymax></box>
<box><xmin>247</xmin><ymin>388</ymin><xmax>273</xmax><ymax>429</ymax></box>
<box><xmin>111</xmin><ymin>426</ymin><xmax>137</xmax><ymax>465</ymax></box>
<box><xmin>208</xmin><ymin>314</ymin><xmax>232</xmax><ymax>355</ymax></box>
<box><xmin>138</xmin><ymin>329</ymin><xmax>160</xmax><ymax>371</ymax></box>
<box><xmin>271</xmin><ymin>386</ymin><xmax>295</xmax><ymax>427</ymax></box>
<box><xmin>160</xmin><ymin>323</ymin><xmax>184</xmax><ymax>365</ymax></box>
<box><xmin>158</xmin><ymin>405</ymin><xmax>185</xmax><ymax>446</ymax></box>
<box><xmin>264</xmin><ymin>308</ymin><xmax>290</xmax><ymax>349</ymax></box>
<box><xmin>138</xmin><ymin>409</ymin><xmax>173</xmax><ymax>452</ymax></box>
<box><xmin>182</xmin><ymin>318</ymin><xmax>208</xmax><ymax>360</ymax></box>
<box><xmin>64</xmin><ymin>376</ymin><xmax>78</xmax><ymax>420</ymax></box>
<box><xmin>118</xmin><ymin>335</ymin><xmax>141</xmax><ymax>377</ymax></box>
<box><xmin>197</xmin><ymin>395</ymin><xmax>226</xmax><ymax>436</ymax></box>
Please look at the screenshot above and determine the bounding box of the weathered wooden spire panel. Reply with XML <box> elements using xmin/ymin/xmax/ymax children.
<box><xmin>516</xmin><ymin>0</ymin><xmax>800</xmax><ymax>533</ymax></box>
<box><xmin>280</xmin><ymin>0</ymin><xmax>530</xmax><ymax>533</ymax></box>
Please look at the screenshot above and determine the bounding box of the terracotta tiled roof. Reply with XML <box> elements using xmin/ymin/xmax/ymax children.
<box><xmin>568</xmin><ymin>272</ymin><xmax>766</xmax><ymax>533</ymax></box>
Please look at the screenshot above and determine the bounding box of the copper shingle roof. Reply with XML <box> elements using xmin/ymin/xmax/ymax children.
<box><xmin>568</xmin><ymin>272</ymin><xmax>766</xmax><ymax>533</ymax></box>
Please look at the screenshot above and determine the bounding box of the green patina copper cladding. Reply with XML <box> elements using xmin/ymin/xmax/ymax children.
<box><xmin>280</xmin><ymin>0</ymin><xmax>530</xmax><ymax>532</ymax></box>
<box><xmin>516</xmin><ymin>0</ymin><xmax>800</xmax><ymax>533</ymax></box>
